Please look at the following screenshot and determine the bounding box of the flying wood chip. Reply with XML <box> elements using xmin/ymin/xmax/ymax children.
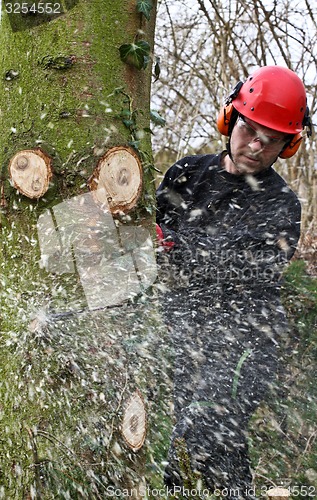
<box><xmin>121</xmin><ymin>390</ymin><xmax>146</xmax><ymax>451</ymax></box>
<box><xmin>88</xmin><ymin>146</ymin><xmax>142</xmax><ymax>214</ymax></box>
<box><xmin>9</xmin><ymin>149</ymin><xmax>53</xmax><ymax>199</ymax></box>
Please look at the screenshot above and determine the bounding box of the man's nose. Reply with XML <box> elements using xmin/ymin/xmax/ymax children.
<box><xmin>248</xmin><ymin>137</ymin><xmax>264</xmax><ymax>152</ymax></box>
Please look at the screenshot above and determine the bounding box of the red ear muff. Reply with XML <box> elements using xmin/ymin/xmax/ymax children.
<box><xmin>280</xmin><ymin>106</ymin><xmax>313</xmax><ymax>158</ymax></box>
<box><xmin>279</xmin><ymin>133</ymin><xmax>303</xmax><ymax>159</ymax></box>
<box><xmin>217</xmin><ymin>81</ymin><xmax>243</xmax><ymax>136</ymax></box>
<box><xmin>217</xmin><ymin>103</ymin><xmax>234</xmax><ymax>136</ymax></box>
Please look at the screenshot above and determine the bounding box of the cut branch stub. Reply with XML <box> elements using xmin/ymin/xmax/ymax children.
<box><xmin>88</xmin><ymin>146</ymin><xmax>142</xmax><ymax>214</ymax></box>
<box><xmin>9</xmin><ymin>148</ymin><xmax>53</xmax><ymax>199</ymax></box>
<box><xmin>121</xmin><ymin>390</ymin><xmax>146</xmax><ymax>452</ymax></box>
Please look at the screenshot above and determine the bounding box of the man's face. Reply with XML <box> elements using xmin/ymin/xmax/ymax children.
<box><xmin>229</xmin><ymin>115</ymin><xmax>290</xmax><ymax>175</ymax></box>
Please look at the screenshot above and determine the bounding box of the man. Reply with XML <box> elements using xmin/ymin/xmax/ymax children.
<box><xmin>156</xmin><ymin>66</ymin><xmax>312</xmax><ymax>497</ymax></box>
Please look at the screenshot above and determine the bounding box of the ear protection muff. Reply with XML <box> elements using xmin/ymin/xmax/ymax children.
<box><xmin>217</xmin><ymin>103</ymin><xmax>234</xmax><ymax>136</ymax></box>
<box><xmin>279</xmin><ymin>134</ymin><xmax>303</xmax><ymax>159</ymax></box>
<box><xmin>279</xmin><ymin>106</ymin><xmax>312</xmax><ymax>159</ymax></box>
<box><xmin>217</xmin><ymin>81</ymin><xmax>243</xmax><ymax>136</ymax></box>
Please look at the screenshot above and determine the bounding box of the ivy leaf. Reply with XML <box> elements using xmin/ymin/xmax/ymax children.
<box><xmin>143</xmin><ymin>127</ymin><xmax>154</xmax><ymax>135</ymax></box>
<box><xmin>136</xmin><ymin>0</ymin><xmax>153</xmax><ymax>21</ymax></box>
<box><xmin>150</xmin><ymin>110</ymin><xmax>166</xmax><ymax>126</ymax></box>
<box><xmin>120</xmin><ymin>109</ymin><xmax>132</xmax><ymax>118</ymax></box>
<box><xmin>122</xmin><ymin>119</ymin><xmax>135</xmax><ymax>128</ymax></box>
<box><xmin>119</xmin><ymin>41</ymin><xmax>151</xmax><ymax>70</ymax></box>
<box><xmin>128</xmin><ymin>140</ymin><xmax>141</xmax><ymax>150</ymax></box>
<box><xmin>154</xmin><ymin>57</ymin><xmax>161</xmax><ymax>81</ymax></box>
<box><xmin>143</xmin><ymin>55</ymin><xmax>151</xmax><ymax>70</ymax></box>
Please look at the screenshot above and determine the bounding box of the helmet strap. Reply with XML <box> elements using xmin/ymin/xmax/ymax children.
<box><xmin>226</xmin><ymin>140</ymin><xmax>233</xmax><ymax>162</ymax></box>
<box><xmin>224</xmin><ymin>83</ymin><xmax>243</xmax><ymax>161</ymax></box>
<box><xmin>226</xmin><ymin>108</ymin><xmax>240</xmax><ymax>161</ymax></box>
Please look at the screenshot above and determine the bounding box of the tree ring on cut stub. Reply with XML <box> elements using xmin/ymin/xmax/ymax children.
<box><xmin>121</xmin><ymin>389</ymin><xmax>146</xmax><ymax>451</ymax></box>
<box><xmin>88</xmin><ymin>146</ymin><xmax>142</xmax><ymax>214</ymax></box>
<box><xmin>9</xmin><ymin>148</ymin><xmax>53</xmax><ymax>199</ymax></box>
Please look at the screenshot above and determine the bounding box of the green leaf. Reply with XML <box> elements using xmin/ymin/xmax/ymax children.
<box><xmin>119</xmin><ymin>41</ymin><xmax>151</xmax><ymax>70</ymax></box>
<box><xmin>128</xmin><ymin>140</ymin><xmax>141</xmax><ymax>150</ymax></box>
<box><xmin>154</xmin><ymin>57</ymin><xmax>161</xmax><ymax>81</ymax></box>
<box><xmin>136</xmin><ymin>0</ymin><xmax>153</xmax><ymax>21</ymax></box>
<box><xmin>143</xmin><ymin>55</ymin><xmax>151</xmax><ymax>70</ymax></box>
<box><xmin>122</xmin><ymin>119</ymin><xmax>135</xmax><ymax>128</ymax></box>
<box><xmin>120</xmin><ymin>109</ymin><xmax>132</xmax><ymax>118</ymax></box>
<box><xmin>143</xmin><ymin>127</ymin><xmax>154</xmax><ymax>135</ymax></box>
<box><xmin>150</xmin><ymin>110</ymin><xmax>166</xmax><ymax>126</ymax></box>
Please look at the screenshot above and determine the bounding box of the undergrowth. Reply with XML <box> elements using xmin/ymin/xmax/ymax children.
<box><xmin>249</xmin><ymin>259</ymin><xmax>317</xmax><ymax>498</ymax></box>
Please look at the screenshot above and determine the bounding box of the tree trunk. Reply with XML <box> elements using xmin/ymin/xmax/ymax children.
<box><xmin>0</xmin><ymin>1</ymin><xmax>171</xmax><ymax>497</ymax></box>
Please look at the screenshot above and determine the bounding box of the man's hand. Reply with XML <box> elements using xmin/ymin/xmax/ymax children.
<box><xmin>156</xmin><ymin>224</ymin><xmax>175</xmax><ymax>250</ymax></box>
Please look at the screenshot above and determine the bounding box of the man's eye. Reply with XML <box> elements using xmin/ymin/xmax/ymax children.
<box><xmin>268</xmin><ymin>137</ymin><xmax>280</xmax><ymax>144</ymax></box>
<box><xmin>244</xmin><ymin>122</ymin><xmax>254</xmax><ymax>134</ymax></box>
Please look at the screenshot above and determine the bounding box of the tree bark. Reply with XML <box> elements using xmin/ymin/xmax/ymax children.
<box><xmin>0</xmin><ymin>1</ymin><xmax>171</xmax><ymax>497</ymax></box>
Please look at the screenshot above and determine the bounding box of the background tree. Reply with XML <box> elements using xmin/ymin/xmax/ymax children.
<box><xmin>0</xmin><ymin>1</ymin><xmax>172</xmax><ymax>497</ymax></box>
<box><xmin>152</xmin><ymin>0</ymin><xmax>317</xmax><ymax>234</ymax></box>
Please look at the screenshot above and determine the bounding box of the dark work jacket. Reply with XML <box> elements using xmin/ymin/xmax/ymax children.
<box><xmin>156</xmin><ymin>152</ymin><xmax>301</xmax><ymax>303</ymax></box>
<box><xmin>156</xmin><ymin>153</ymin><xmax>301</xmax><ymax>493</ymax></box>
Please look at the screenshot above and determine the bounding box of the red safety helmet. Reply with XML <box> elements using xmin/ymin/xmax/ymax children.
<box><xmin>217</xmin><ymin>66</ymin><xmax>311</xmax><ymax>158</ymax></box>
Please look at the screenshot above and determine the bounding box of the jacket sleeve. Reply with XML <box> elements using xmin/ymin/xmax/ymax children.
<box><xmin>156</xmin><ymin>156</ymin><xmax>202</xmax><ymax>243</ymax></box>
<box><xmin>156</xmin><ymin>158</ymin><xmax>191</xmax><ymax>231</ymax></box>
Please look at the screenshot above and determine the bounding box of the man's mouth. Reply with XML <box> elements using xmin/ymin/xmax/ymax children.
<box><xmin>243</xmin><ymin>154</ymin><xmax>260</xmax><ymax>163</ymax></box>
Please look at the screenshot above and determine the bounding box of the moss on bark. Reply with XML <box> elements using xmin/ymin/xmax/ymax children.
<box><xmin>0</xmin><ymin>1</ymin><xmax>170</xmax><ymax>497</ymax></box>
